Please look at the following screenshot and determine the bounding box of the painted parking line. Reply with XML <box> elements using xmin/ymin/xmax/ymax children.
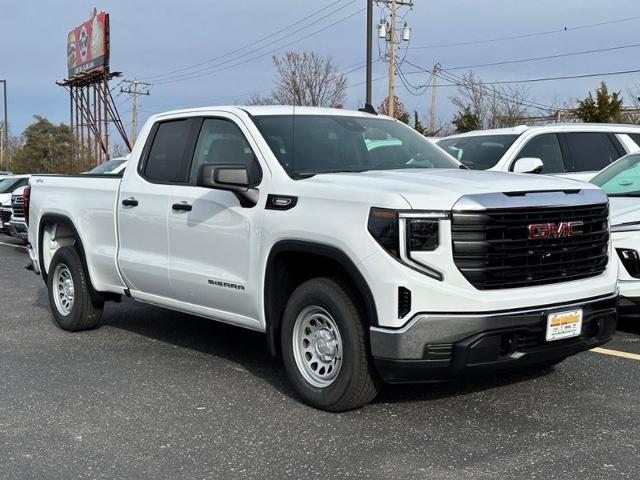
<box><xmin>0</xmin><ymin>240</ymin><xmax>26</xmax><ymax>250</ymax></box>
<box><xmin>592</xmin><ymin>347</ymin><xmax>640</xmax><ymax>361</ymax></box>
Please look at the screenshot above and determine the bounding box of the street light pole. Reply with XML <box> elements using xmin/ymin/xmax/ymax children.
<box><xmin>0</xmin><ymin>80</ymin><xmax>7</xmax><ymax>169</ymax></box>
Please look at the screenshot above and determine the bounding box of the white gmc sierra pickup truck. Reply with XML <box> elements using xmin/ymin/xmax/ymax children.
<box><xmin>27</xmin><ymin>106</ymin><xmax>618</xmax><ymax>411</ymax></box>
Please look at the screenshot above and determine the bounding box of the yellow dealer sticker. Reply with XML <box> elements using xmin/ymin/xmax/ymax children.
<box><xmin>546</xmin><ymin>309</ymin><xmax>583</xmax><ymax>342</ymax></box>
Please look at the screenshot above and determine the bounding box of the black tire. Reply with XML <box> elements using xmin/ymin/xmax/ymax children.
<box><xmin>47</xmin><ymin>246</ymin><xmax>103</xmax><ymax>332</ymax></box>
<box><xmin>280</xmin><ymin>277</ymin><xmax>381</xmax><ymax>412</ymax></box>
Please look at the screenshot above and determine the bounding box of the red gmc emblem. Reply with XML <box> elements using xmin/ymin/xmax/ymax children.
<box><xmin>528</xmin><ymin>221</ymin><xmax>584</xmax><ymax>240</ymax></box>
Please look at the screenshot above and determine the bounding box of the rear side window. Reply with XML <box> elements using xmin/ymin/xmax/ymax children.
<box><xmin>144</xmin><ymin>119</ymin><xmax>192</xmax><ymax>183</ymax></box>
<box><xmin>514</xmin><ymin>134</ymin><xmax>566</xmax><ymax>174</ymax></box>
<box><xmin>562</xmin><ymin>132</ymin><xmax>620</xmax><ymax>172</ymax></box>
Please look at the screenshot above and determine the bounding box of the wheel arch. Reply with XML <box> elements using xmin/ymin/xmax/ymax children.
<box><xmin>38</xmin><ymin>213</ymin><xmax>113</xmax><ymax>303</ymax></box>
<box><xmin>263</xmin><ymin>240</ymin><xmax>378</xmax><ymax>356</ymax></box>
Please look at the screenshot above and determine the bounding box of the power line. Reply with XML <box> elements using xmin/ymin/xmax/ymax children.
<box><xmin>445</xmin><ymin>41</ymin><xmax>640</xmax><ymax>71</ymax></box>
<box><xmin>437</xmin><ymin>67</ymin><xmax>640</xmax><ymax>86</ymax></box>
<box><xmin>142</xmin><ymin>0</ymin><xmax>349</xmax><ymax>82</ymax></box>
<box><xmin>143</xmin><ymin>59</ymin><xmax>373</xmax><ymax>112</ymax></box>
<box><xmin>410</xmin><ymin>14</ymin><xmax>640</xmax><ymax>50</ymax></box>
<box><xmin>437</xmin><ymin>69</ymin><xmax>556</xmax><ymax>112</ymax></box>
<box><xmin>150</xmin><ymin>3</ymin><xmax>360</xmax><ymax>84</ymax></box>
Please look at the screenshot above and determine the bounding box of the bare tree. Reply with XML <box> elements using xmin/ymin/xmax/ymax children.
<box><xmin>246</xmin><ymin>93</ymin><xmax>277</xmax><ymax>106</ymax></box>
<box><xmin>449</xmin><ymin>71</ymin><xmax>533</xmax><ymax>131</ymax></box>
<box><xmin>624</xmin><ymin>84</ymin><xmax>640</xmax><ymax>124</ymax></box>
<box><xmin>246</xmin><ymin>51</ymin><xmax>347</xmax><ymax>107</ymax></box>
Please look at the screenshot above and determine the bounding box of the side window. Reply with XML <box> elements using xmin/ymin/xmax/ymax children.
<box><xmin>515</xmin><ymin>134</ymin><xmax>565</xmax><ymax>174</ymax></box>
<box><xmin>563</xmin><ymin>132</ymin><xmax>619</xmax><ymax>172</ymax></box>
<box><xmin>144</xmin><ymin>119</ymin><xmax>192</xmax><ymax>183</ymax></box>
<box><xmin>189</xmin><ymin>118</ymin><xmax>261</xmax><ymax>185</ymax></box>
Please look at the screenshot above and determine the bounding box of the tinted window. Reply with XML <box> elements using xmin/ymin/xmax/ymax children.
<box><xmin>437</xmin><ymin>135</ymin><xmax>518</xmax><ymax>170</ymax></box>
<box><xmin>144</xmin><ymin>120</ymin><xmax>192</xmax><ymax>183</ymax></box>
<box><xmin>0</xmin><ymin>177</ymin><xmax>27</xmax><ymax>194</ymax></box>
<box><xmin>253</xmin><ymin>115</ymin><xmax>458</xmax><ymax>178</ymax></box>
<box><xmin>88</xmin><ymin>159</ymin><xmax>126</xmax><ymax>174</ymax></box>
<box><xmin>515</xmin><ymin>134</ymin><xmax>565</xmax><ymax>174</ymax></box>
<box><xmin>189</xmin><ymin>118</ymin><xmax>261</xmax><ymax>184</ymax></box>
<box><xmin>563</xmin><ymin>132</ymin><xmax>620</xmax><ymax>172</ymax></box>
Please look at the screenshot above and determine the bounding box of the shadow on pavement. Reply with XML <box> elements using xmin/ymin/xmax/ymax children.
<box><xmin>101</xmin><ymin>299</ymin><xmax>557</xmax><ymax>406</ymax></box>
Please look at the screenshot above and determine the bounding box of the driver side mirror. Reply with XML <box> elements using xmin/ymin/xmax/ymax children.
<box><xmin>513</xmin><ymin>157</ymin><xmax>544</xmax><ymax>174</ymax></box>
<box><xmin>197</xmin><ymin>164</ymin><xmax>258</xmax><ymax>207</ymax></box>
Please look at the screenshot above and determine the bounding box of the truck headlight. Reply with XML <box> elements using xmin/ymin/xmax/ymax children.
<box><xmin>406</xmin><ymin>218</ymin><xmax>439</xmax><ymax>251</ymax></box>
<box><xmin>368</xmin><ymin>208</ymin><xmax>446</xmax><ymax>280</ymax></box>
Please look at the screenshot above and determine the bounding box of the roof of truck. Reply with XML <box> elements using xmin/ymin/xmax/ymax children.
<box><xmin>153</xmin><ymin>105</ymin><xmax>386</xmax><ymax>120</ymax></box>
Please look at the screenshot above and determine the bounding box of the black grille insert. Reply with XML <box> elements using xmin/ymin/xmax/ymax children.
<box><xmin>452</xmin><ymin>203</ymin><xmax>609</xmax><ymax>290</ymax></box>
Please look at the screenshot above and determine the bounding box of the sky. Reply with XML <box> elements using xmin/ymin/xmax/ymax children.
<box><xmin>1</xmin><ymin>0</ymin><xmax>640</xmax><ymax>144</ymax></box>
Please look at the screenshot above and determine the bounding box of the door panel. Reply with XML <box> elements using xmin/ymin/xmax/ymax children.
<box><xmin>167</xmin><ymin>115</ymin><xmax>266</xmax><ymax>326</ymax></box>
<box><xmin>117</xmin><ymin>180</ymin><xmax>171</xmax><ymax>296</ymax></box>
<box><xmin>168</xmin><ymin>186</ymin><xmax>260</xmax><ymax>321</ymax></box>
<box><xmin>117</xmin><ymin>118</ymin><xmax>195</xmax><ymax>298</ymax></box>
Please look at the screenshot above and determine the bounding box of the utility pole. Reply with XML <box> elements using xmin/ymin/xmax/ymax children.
<box><xmin>366</xmin><ymin>0</ymin><xmax>373</xmax><ymax>106</ymax></box>
<box><xmin>387</xmin><ymin>0</ymin><xmax>397</xmax><ymax>117</ymax></box>
<box><xmin>0</xmin><ymin>80</ymin><xmax>7</xmax><ymax>170</ymax></box>
<box><xmin>429</xmin><ymin>63</ymin><xmax>440</xmax><ymax>132</ymax></box>
<box><xmin>377</xmin><ymin>0</ymin><xmax>413</xmax><ymax>117</ymax></box>
<box><xmin>120</xmin><ymin>80</ymin><xmax>151</xmax><ymax>145</ymax></box>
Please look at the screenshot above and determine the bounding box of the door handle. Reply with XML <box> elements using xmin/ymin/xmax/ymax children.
<box><xmin>122</xmin><ymin>198</ymin><xmax>139</xmax><ymax>207</ymax></box>
<box><xmin>172</xmin><ymin>202</ymin><xmax>192</xmax><ymax>212</ymax></box>
<box><xmin>618</xmin><ymin>180</ymin><xmax>633</xmax><ymax>186</ymax></box>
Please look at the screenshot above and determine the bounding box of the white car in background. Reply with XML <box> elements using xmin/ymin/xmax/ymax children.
<box><xmin>438</xmin><ymin>124</ymin><xmax>640</xmax><ymax>181</ymax></box>
<box><xmin>0</xmin><ymin>175</ymin><xmax>30</xmax><ymax>233</ymax></box>
<box><xmin>591</xmin><ymin>152</ymin><xmax>640</xmax><ymax>316</ymax></box>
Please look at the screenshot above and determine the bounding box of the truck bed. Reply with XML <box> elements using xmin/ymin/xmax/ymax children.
<box><xmin>29</xmin><ymin>174</ymin><xmax>127</xmax><ymax>294</ymax></box>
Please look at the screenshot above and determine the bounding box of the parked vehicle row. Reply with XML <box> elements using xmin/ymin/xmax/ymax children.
<box><xmin>438</xmin><ymin>123</ymin><xmax>640</xmax><ymax>180</ymax></box>
<box><xmin>25</xmin><ymin>106</ymin><xmax>618</xmax><ymax>411</ymax></box>
<box><xmin>0</xmin><ymin>174</ymin><xmax>30</xmax><ymax>237</ymax></box>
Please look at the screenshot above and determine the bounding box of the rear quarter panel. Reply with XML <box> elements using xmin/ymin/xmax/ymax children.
<box><xmin>29</xmin><ymin>175</ymin><xmax>126</xmax><ymax>293</ymax></box>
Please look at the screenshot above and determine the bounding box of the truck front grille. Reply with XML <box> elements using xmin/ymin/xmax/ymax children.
<box><xmin>11</xmin><ymin>195</ymin><xmax>24</xmax><ymax>219</ymax></box>
<box><xmin>451</xmin><ymin>204</ymin><xmax>609</xmax><ymax>290</ymax></box>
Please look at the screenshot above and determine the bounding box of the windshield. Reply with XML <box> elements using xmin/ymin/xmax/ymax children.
<box><xmin>0</xmin><ymin>178</ymin><xmax>24</xmax><ymax>194</ymax></box>
<box><xmin>87</xmin><ymin>159</ymin><xmax>126</xmax><ymax>174</ymax></box>
<box><xmin>437</xmin><ymin>134</ymin><xmax>519</xmax><ymax>170</ymax></box>
<box><xmin>591</xmin><ymin>153</ymin><xmax>640</xmax><ymax>197</ymax></box>
<box><xmin>252</xmin><ymin>115</ymin><xmax>459</xmax><ymax>177</ymax></box>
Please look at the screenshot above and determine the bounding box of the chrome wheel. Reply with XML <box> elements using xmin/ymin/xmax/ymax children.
<box><xmin>52</xmin><ymin>264</ymin><xmax>75</xmax><ymax>316</ymax></box>
<box><xmin>292</xmin><ymin>306</ymin><xmax>343</xmax><ymax>388</ymax></box>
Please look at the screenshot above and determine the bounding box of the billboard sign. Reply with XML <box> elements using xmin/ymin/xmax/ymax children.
<box><xmin>67</xmin><ymin>9</ymin><xmax>110</xmax><ymax>78</ymax></box>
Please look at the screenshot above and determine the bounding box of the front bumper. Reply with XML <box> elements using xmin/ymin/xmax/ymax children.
<box><xmin>0</xmin><ymin>208</ymin><xmax>11</xmax><ymax>232</ymax></box>
<box><xmin>8</xmin><ymin>219</ymin><xmax>27</xmax><ymax>240</ymax></box>
<box><xmin>370</xmin><ymin>293</ymin><xmax>618</xmax><ymax>383</ymax></box>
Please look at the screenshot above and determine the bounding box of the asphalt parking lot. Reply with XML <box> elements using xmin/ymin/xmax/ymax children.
<box><xmin>1</xmin><ymin>234</ymin><xmax>639</xmax><ymax>480</ymax></box>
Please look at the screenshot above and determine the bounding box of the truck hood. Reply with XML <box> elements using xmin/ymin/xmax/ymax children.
<box><xmin>609</xmin><ymin>197</ymin><xmax>640</xmax><ymax>226</ymax></box>
<box><xmin>301</xmin><ymin>169</ymin><xmax>597</xmax><ymax>210</ymax></box>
